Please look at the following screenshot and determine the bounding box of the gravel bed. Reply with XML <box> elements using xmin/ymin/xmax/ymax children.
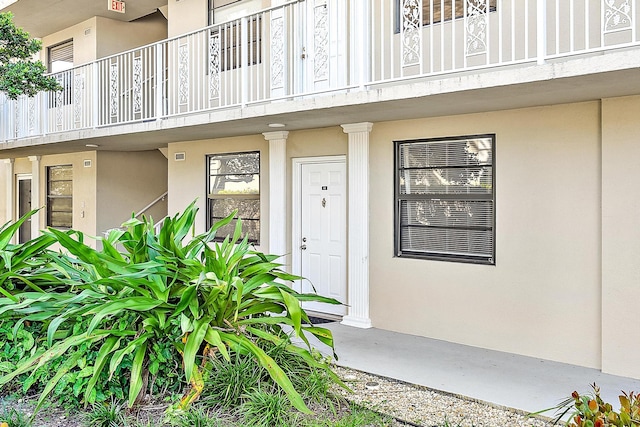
<box><xmin>332</xmin><ymin>367</ymin><xmax>557</xmax><ymax>427</ymax></box>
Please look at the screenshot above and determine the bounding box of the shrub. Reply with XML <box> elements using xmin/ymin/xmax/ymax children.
<box><xmin>0</xmin><ymin>202</ymin><xmax>343</xmax><ymax>417</ymax></box>
<box><xmin>240</xmin><ymin>389</ymin><xmax>295</xmax><ymax>427</ymax></box>
<box><xmin>84</xmin><ymin>400</ymin><xmax>128</xmax><ymax>427</ymax></box>
<box><xmin>166</xmin><ymin>405</ymin><xmax>225</xmax><ymax>427</ymax></box>
<box><xmin>542</xmin><ymin>383</ymin><xmax>640</xmax><ymax>426</ymax></box>
<box><xmin>0</xmin><ymin>407</ymin><xmax>31</xmax><ymax>427</ymax></box>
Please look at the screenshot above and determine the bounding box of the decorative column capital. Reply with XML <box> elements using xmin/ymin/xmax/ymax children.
<box><xmin>3</xmin><ymin>158</ymin><xmax>14</xmax><ymax>165</ymax></box>
<box><xmin>263</xmin><ymin>131</ymin><xmax>289</xmax><ymax>141</ymax></box>
<box><xmin>341</xmin><ymin>122</ymin><xmax>373</xmax><ymax>134</ymax></box>
<box><xmin>28</xmin><ymin>155</ymin><xmax>41</xmax><ymax>162</ymax></box>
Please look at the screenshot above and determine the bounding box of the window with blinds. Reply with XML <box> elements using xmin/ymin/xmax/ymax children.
<box><xmin>47</xmin><ymin>40</ymin><xmax>74</xmax><ymax>106</ymax></box>
<box><xmin>47</xmin><ymin>165</ymin><xmax>73</xmax><ymax>229</ymax></box>
<box><xmin>207</xmin><ymin>151</ymin><xmax>260</xmax><ymax>243</ymax></box>
<box><xmin>395</xmin><ymin>134</ymin><xmax>495</xmax><ymax>264</ymax></box>
<box><xmin>48</xmin><ymin>40</ymin><xmax>73</xmax><ymax>73</ymax></box>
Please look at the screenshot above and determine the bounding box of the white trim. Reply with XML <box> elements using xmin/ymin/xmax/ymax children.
<box><xmin>291</xmin><ymin>155</ymin><xmax>346</xmax><ymax>295</ymax></box>
<box><xmin>4</xmin><ymin>159</ymin><xmax>14</xmax><ymax>242</ymax></box>
<box><xmin>28</xmin><ymin>156</ymin><xmax>41</xmax><ymax>239</ymax></box>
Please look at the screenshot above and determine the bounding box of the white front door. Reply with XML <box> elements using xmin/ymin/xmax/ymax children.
<box><xmin>294</xmin><ymin>157</ymin><xmax>347</xmax><ymax>316</ymax></box>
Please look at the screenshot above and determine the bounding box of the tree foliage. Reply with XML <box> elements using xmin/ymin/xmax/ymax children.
<box><xmin>0</xmin><ymin>12</ymin><xmax>60</xmax><ymax>99</ymax></box>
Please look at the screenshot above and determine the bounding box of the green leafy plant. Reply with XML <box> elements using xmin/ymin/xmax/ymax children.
<box><xmin>0</xmin><ymin>12</ymin><xmax>62</xmax><ymax>99</ymax></box>
<box><xmin>537</xmin><ymin>383</ymin><xmax>640</xmax><ymax>426</ymax></box>
<box><xmin>0</xmin><ymin>407</ymin><xmax>32</xmax><ymax>427</ymax></box>
<box><xmin>84</xmin><ymin>400</ymin><xmax>129</xmax><ymax>427</ymax></box>
<box><xmin>0</xmin><ymin>202</ymin><xmax>343</xmax><ymax>418</ymax></box>
<box><xmin>201</xmin><ymin>351</ymin><xmax>263</xmax><ymax>408</ymax></box>
<box><xmin>167</xmin><ymin>405</ymin><xmax>225</xmax><ymax>427</ymax></box>
<box><xmin>240</xmin><ymin>389</ymin><xmax>295</xmax><ymax>427</ymax></box>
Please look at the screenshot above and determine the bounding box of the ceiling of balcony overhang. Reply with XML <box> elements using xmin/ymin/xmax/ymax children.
<box><xmin>1</xmin><ymin>0</ymin><xmax>168</xmax><ymax>37</ymax></box>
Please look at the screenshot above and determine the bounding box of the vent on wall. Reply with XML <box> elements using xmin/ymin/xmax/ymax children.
<box><xmin>174</xmin><ymin>152</ymin><xmax>186</xmax><ymax>161</ymax></box>
<box><xmin>84</xmin><ymin>160</ymin><xmax>92</xmax><ymax>167</ymax></box>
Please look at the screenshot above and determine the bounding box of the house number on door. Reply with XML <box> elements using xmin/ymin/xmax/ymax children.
<box><xmin>322</xmin><ymin>198</ymin><xmax>326</xmax><ymax>208</ymax></box>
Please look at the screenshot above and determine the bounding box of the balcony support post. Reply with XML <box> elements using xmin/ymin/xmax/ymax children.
<box><xmin>537</xmin><ymin>0</ymin><xmax>547</xmax><ymax>64</ymax></box>
<box><xmin>92</xmin><ymin>62</ymin><xmax>99</xmax><ymax>127</ymax></box>
<box><xmin>350</xmin><ymin>0</ymin><xmax>371</xmax><ymax>88</ymax></box>
<box><xmin>241</xmin><ymin>16</ymin><xmax>249</xmax><ymax>107</ymax></box>
<box><xmin>155</xmin><ymin>44</ymin><xmax>164</xmax><ymax>120</ymax></box>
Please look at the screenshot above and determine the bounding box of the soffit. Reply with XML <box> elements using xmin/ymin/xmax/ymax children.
<box><xmin>1</xmin><ymin>0</ymin><xmax>168</xmax><ymax>37</ymax></box>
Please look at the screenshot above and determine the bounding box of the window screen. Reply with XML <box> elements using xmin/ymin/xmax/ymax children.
<box><xmin>395</xmin><ymin>134</ymin><xmax>495</xmax><ymax>264</ymax></box>
<box><xmin>207</xmin><ymin>151</ymin><xmax>260</xmax><ymax>243</ymax></box>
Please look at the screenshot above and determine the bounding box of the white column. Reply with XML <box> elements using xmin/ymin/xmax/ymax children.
<box><xmin>3</xmin><ymin>158</ymin><xmax>14</xmax><ymax>231</ymax></box>
<box><xmin>263</xmin><ymin>131</ymin><xmax>289</xmax><ymax>257</ymax></box>
<box><xmin>341</xmin><ymin>122</ymin><xmax>373</xmax><ymax>328</ymax></box>
<box><xmin>28</xmin><ymin>156</ymin><xmax>41</xmax><ymax>238</ymax></box>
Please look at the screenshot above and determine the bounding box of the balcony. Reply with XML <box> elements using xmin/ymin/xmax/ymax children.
<box><xmin>1</xmin><ymin>0</ymin><xmax>640</xmax><ymax>145</ymax></box>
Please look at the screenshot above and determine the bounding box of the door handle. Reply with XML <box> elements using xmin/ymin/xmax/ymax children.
<box><xmin>300</xmin><ymin>244</ymin><xmax>307</xmax><ymax>250</ymax></box>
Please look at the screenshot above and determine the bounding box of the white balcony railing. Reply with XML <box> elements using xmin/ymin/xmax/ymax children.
<box><xmin>1</xmin><ymin>0</ymin><xmax>639</xmax><ymax>143</ymax></box>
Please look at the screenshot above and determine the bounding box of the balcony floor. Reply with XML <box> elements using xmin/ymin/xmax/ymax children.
<box><xmin>319</xmin><ymin>322</ymin><xmax>640</xmax><ymax>417</ymax></box>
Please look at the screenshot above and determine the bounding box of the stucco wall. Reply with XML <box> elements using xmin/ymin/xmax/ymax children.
<box><xmin>95</xmin><ymin>14</ymin><xmax>167</xmax><ymax>59</ymax></box>
<box><xmin>167</xmin><ymin>136</ymin><xmax>269</xmax><ymax>249</ymax></box>
<box><xmin>601</xmin><ymin>95</ymin><xmax>640</xmax><ymax>379</ymax></box>
<box><xmin>95</xmin><ymin>150</ymin><xmax>168</xmax><ymax>234</ymax></box>
<box><xmin>41</xmin><ymin>18</ymin><xmax>98</xmax><ymax>66</ymax></box>
<box><xmin>167</xmin><ymin>0</ymin><xmax>208</xmax><ymax>38</ymax></box>
<box><xmin>368</xmin><ymin>102</ymin><xmax>602</xmax><ymax>369</ymax></box>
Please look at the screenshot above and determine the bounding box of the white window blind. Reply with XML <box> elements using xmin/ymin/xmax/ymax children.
<box><xmin>395</xmin><ymin>135</ymin><xmax>495</xmax><ymax>264</ymax></box>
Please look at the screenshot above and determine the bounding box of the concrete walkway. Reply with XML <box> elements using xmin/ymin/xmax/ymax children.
<box><xmin>321</xmin><ymin>323</ymin><xmax>640</xmax><ymax>418</ymax></box>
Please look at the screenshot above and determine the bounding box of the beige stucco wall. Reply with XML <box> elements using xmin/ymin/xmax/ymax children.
<box><xmin>601</xmin><ymin>95</ymin><xmax>640</xmax><ymax>379</ymax></box>
<box><xmin>95</xmin><ymin>14</ymin><xmax>167</xmax><ymax>59</ymax></box>
<box><xmin>41</xmin><ymin>17</ymin><xmax>98</xmax><ymax>66</ymax></box>
<box><xmin>39</xmin><ymin>152</ymin><xmax>97</xmax><ymax>240</ymax></box>
<box><xmin>167</xmin><ymin>136</ymin><xmax>269</xmax><ymax>249</ymax></box>
<box><xmin>167</xmin><ymin>0</ymin><xmax>208</xmax><ymax>38</ymax></box>
<box><xmin>95</xmin><ymin>150</ymin><xmax>168</xmax><ymax>234</ymax></box>
<box><xmin>40</xmin><ymin>13</ymin><xmax>167</xmax><ymax>67</ymax></box>
<box><xmin>368</xmin><ymin>102</ymin><xmax>602</xmax><ymax>370</ymax></box>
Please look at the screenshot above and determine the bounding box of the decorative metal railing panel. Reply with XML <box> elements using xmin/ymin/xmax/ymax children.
<box><xmin>1</xmin><ymin>0</ymin><xmax>640</xmax><ymax>143</ymax></box>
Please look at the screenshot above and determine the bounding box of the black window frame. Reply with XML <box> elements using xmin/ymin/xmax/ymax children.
<box><xmin>394</xmin><ymin>134</ymin><xmax>496</xmax><ymax>265</ymax></box>
<box><xmin>206</xmin><ymin>151</ymin><xmax>260</xmax><ymax>244</ymax></box>
<box><xmin>46</xmin><ymin>164</ymin><xmax>73</xmax><ymax>229</ymax></box>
